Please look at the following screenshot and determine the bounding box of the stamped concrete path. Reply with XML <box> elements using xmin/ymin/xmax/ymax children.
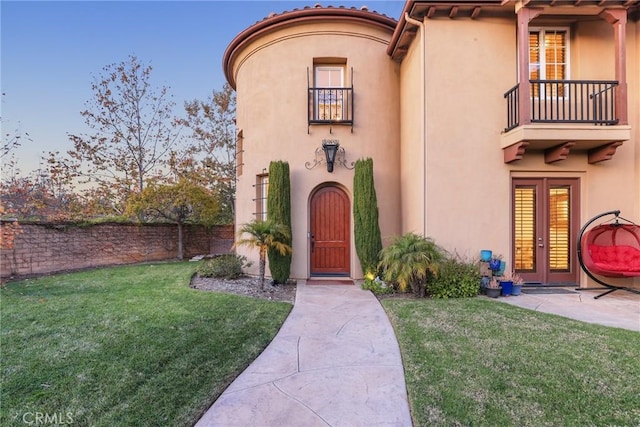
<box><xmin>195</xmin><ymin>281</ymin><xmax>412</xmax><ymax>427</ymax></box>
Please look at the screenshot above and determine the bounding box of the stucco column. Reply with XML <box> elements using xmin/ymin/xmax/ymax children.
<box><xmin>599</xmin><ymin>8</ymin><xmax>628</xmax><ymax>125</ymax></box>
<box><xmin>516</xmin><ymin>6</ymin><xmax>543</xmax><ymax>126</ymax></box>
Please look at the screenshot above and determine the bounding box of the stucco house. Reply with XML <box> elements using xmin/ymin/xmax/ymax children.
<box><xmin>223</xmin><ymin>0</ymin><xmax>640</xmax><ymax>289</ymax></box>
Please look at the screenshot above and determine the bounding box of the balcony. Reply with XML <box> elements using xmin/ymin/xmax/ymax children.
<box><xmin>308</xmin><ymin>87</ymin><xmax>353</xmax><ymax>133</ymax></box>
<box><xmin>502</xmin><ymin>80</ymin><xmax>631</xmax><ymax>164</ymax></box>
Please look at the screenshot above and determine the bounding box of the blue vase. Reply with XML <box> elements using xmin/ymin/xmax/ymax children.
<box><xmin>489</xmin><ymin>259</ymin><xmax>501</xmax><ymax>271</ymax></box>
<box><xmin>511</xmin><ymin>284</ymin><xmax>522</xmax><ymax>296</ymax></box>
<box><xmin>500</xmin><ymin>280</ymin><xmax>513</xmax><ymax>296</ymax></box>
<box><xmin>480</xmin><ymin>250</ymin><xmax>492</xmax><ymax>262</ymax></box>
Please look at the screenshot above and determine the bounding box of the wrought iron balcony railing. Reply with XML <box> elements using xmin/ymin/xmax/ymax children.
<box><xmin>308</xmin><ymin>87</ymin><xmax>353</xmax><ymax>126</ymax></box>
<box><xmin>504</xmin><ymin>80</ymin><xmax>619</xmax><ymax>132</ymax></box>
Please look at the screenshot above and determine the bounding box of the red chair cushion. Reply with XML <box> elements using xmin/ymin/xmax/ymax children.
<box><xmin>588</xmin><ymin>244</ymin><xmax>640</xmax><ymax>273</ymax></box>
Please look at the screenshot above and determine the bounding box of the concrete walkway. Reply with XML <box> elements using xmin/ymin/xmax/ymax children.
<box><xmin>195</xmin><ymin>281</ymin><xmax>412</xmax><ymax>427</ymax></box>
<box><xmin>495</xmin><ymin>287</ymin><xmax>640</xmax><ymax>332</ymax></box>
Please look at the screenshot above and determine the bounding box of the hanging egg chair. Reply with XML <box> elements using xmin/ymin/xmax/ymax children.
<box><xmin>577</xmin><ymin>210</ymin><xmax>640</xmax><ymax>299</ymax></box>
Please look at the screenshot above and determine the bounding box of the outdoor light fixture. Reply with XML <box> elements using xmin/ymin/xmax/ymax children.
<box><xmin>305</xmin><ymin>139</ymin><xmax>354</xmax><ymax>172</ymax></box>
<box><xmin>322</xmin><ymin>140</ymin><xmax>339</xmax><ymax>173</ymax></box>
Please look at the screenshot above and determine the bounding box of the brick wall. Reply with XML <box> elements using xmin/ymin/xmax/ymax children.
<box><xmin>0</xmin><ymin>221</ymin><xmax>234</xmax><ymax>280</ymax></box>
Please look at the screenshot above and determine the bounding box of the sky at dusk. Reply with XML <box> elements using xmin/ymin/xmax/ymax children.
<box><xmin>1</xmin><ymin>0</ymin><xmax>405</xmax><ymax>174</ymax></box>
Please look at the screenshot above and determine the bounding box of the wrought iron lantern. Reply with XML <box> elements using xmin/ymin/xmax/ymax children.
<box><xmin>322</xmin><ymin>140</ymin><xmax>339</xmax><ymax>172</ymax></box>
<box><xmin>305</xmin><ymin>139</ymin><xmax>354</xmax><ymax>172</ymax></box>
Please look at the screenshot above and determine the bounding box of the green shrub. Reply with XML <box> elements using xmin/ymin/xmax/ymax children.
<box><xmin>426</xmin><ymin>255</ymin><xmax>480</xmax><ymax>299</ymax></box>
<box><xmin>267</xmin><ymin>161</ymin><xmax>292</xmax><ymax>284</ymax></box>
<box><xmin>353</xmin><ymin>158</ymin><xmax>383</xmax><ymax>276</ymax></box>
<box><xmin>361</xmin><ymin>274</ymin><xmax>394</xmax><ymax>296</ymax></box>
<box><xmin>197</xmin><ymin>255</ymin><xmax>251</xmax><ymax>279</ymax></box>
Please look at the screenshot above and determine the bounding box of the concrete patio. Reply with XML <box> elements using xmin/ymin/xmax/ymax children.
<box><xmin>494</xmin><ymin>287</ymin><xmax>640</xmax><ymax>332</ymax></box>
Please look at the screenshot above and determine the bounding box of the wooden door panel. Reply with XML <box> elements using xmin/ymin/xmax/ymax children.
<box><xmin>310</xmin><ymin>186</ymin><xmax>350</xmax><ymax>276</ymax></box>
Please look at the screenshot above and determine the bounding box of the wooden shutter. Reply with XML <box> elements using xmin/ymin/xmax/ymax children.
<box><xmin>514</xmin><ymin>186</ymin><xmax>536</xmax><ymax>271</ymax></box>
<box><xmin>529</xmin><ymin>32</ymin><xmax>541</xmax><ymax>97</ymax></box>
<box><xmin>548</xmin><ymin>186</ymin><xmax>570</xmax><ymax>271</ymax></box>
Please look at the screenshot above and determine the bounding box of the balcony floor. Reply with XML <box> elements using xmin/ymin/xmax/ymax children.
<box><xmin>501</xmin><ymin>124</ymin><xmax>631</xmax><ymax>164</ymax></box>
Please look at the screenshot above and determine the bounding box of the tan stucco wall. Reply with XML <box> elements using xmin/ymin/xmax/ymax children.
<box><xmin>399</xmin><ymin>22</ymin><xmax>426</xmax><ymax>235</ymax></box>
<box><xmin>419</xmin><ymin>18</ymin><xmax>515</xmax><ymax>259</ymax></box>
<box><xmin>398</xmin><ymin>14</ymin><xmax>639</xmax><ymax>287</ymax></box>
<box><xmin>230</xmin><ymin>18</ymin><xmax>400</xmax><ymax>280</ymax></box>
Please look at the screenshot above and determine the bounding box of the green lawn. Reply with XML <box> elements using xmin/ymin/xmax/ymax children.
<box><xmin>383</xmin><ymin>297</ymin><xmax>640</xmax><ymax>427</ymax></box>
<box><xmin>0</xmin><ymin>262</ymin><xmax>292</xmax><ymax>426</ymax></box>
<box><xmin>4</xmin><ymin>264</ymin><xmax>639</xmax><ymax>427</ymax></box>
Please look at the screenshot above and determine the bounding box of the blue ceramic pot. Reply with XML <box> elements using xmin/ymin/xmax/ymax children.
<box><xmin>480</xmin><ymin>250</ymin><xmax>492</xmax><ymax>262</ymax></box>
<box><xmin>489</xmin><ymin>259</ymin><xmax>502</xmax><ymax>271</ymax></box>
<box><xmin>511</xmin><ymin>284</ymin><xmax>522</xmax><ymax>296</ymax></box>
<box><xmin>498</xmin><ymin>261</ymin><xmax>506</xmax><ymax>276</ymax></box>
<box><xmin>500</xmin><ymin>280</ymin><xmax>513</xmax><ymax>296</ymax></box>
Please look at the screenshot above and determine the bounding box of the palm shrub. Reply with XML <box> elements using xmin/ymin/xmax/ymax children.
<box><xmin>234</xmin><ymin>220</ymin><xmax>292</xmax><ymax>290</ymax></box>
<box><xmin>353</xmin><ymin>158</ymin><xmax>383</xmax><ymax>276</ymax></box>
<box><xmin>378</xmin><ymin>233</ymin><xmax>444</xmax><ymax>298</ymax></box>
<box><xmin>267</xmin><ymin>161</ymin><xmax>292</xmax><ymax>284</ymax></box>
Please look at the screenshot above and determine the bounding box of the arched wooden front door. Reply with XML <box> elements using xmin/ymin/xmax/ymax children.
<box><xmin>310</xmin><ymin>186</ymin><xmax>350</xmax><ymax>276</ymax></box>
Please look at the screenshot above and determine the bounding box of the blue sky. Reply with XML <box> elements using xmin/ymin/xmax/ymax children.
<box><xmin>1</xmin><ymin>0</ymin><xmax>405</xmax><ymax>174</ymax></box>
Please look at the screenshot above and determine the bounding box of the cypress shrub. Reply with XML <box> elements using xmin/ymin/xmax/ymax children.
<box><xmin>267</xmin><ymin>161</ymin><xmax>292</xmax><ymax>283</ymax></box>
<box><xmin>353</xmin><ymin>158</ymin><xmax>383</xmax><ymax>276</ymax></box>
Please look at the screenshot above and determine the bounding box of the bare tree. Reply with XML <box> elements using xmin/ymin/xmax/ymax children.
<box><xmin>176</xmin><ymin>83</ymin><xmax>236</xmax><ymax>224</ymax></box>
<box><xmin>68</xmin><ymin>55</ymin><xmax>181</xmax><ymax>200</ymax></box>
<box><xmin>1</xmin><ymin>92</ymin><xmax>32</xmax><ymax>182</ymax></box>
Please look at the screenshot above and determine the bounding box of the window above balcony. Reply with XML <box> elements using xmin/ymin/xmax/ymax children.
<box><xmin>308</xmin><ymin>62</ymin><xmax>353</xmax><ymax>132</ymax></box>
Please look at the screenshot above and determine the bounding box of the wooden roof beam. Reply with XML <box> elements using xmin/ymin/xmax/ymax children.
<box><xmin>427</xmin><ymin>6</ymin><xmax>436</xmax><ymax>18</ymax></box>
<box><xmin>588</xmin><ymin>141</ymin><xmax>623</xmax><ymax>164</ymax></box>
<box><xmin>545</xmin><ymin>141</ymin><xmax>575</xmax><ymax>163</ymax></box>
<box><xmin>471</xmin><ymin>6</ymin><xmax>481</xmax><ymax>18</ymax></box>
<box><xmin>449</xmin><ymin>6</ymin><xmax>459</xmax><ymax>18</ymax></box>
<box><xmin>503</xmin><ymin>141</ymin><xmax>529</xmax><ymax>163</ymax></box>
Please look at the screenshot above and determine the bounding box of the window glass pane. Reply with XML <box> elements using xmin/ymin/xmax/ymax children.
<box><xmin>529</xmin><ymin>29</ymin><xmax>567</xmax><ymax>97</ymax></box>
<box><xmin>515</xmin><ymin>186</ymin><xmax>536</xmax><ymax>271</ymax></box>
<box><xmin>255</xmin><ymin>174</ymin><xmax>269</xmax><ymax>220</ymax></box>
<box><xmin>529</xmin><ymin>32</ymin><xmax>540</xmax><ymax>76</ymax></box>
<box><xmin>529</xmin><ymin>32</ymin><xmax>540</xmax><ymax>97</ymax></box>
<box><xmin>316</xmin><ymin>67</ymin><xmax>343</xmax><ymax>87</ymax></box>
<box><xmin>315</xmin><ymin>66</ymin><xmax>345</xmax><ymax>120</ymax></box>
<box><xmin>549</xmin><ymin>187</ymin><xmax>570</xmax><ymax>271</ymax></box>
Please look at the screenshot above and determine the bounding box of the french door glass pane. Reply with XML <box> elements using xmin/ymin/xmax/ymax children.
<box><xmin>529</xmin><ymin>29</ymin><xmax>567</xmax><ymax>97</ymax></box>
<box><xmin>514</xmin><ymin>186</ymin><xmax>536</xmax><ymax>271</ymax></box>
<box><xmin>549</xmin><ymin>187</ymin><xmax>570</xmax><ymax>271</ymax></box>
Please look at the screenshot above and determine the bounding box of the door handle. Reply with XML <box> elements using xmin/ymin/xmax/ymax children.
<box><xmin>310</xmin><ymin>234</ymin><xmax>315</xmax><ymax>252</ymax></box>
<box><xmin>538</xmin><ymin>237</ymin><xmax>544</xmax><ymax>248</ymax></box>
